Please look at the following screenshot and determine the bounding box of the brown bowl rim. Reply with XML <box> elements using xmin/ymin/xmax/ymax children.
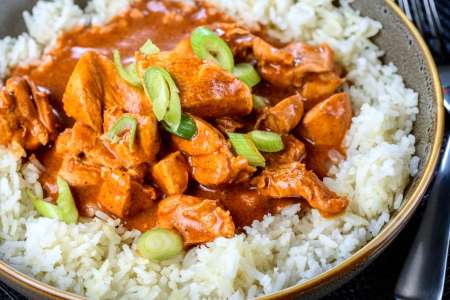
<box><xmin>0</xmin><ymin>0</ymin><xmax>445</xmax><ymax>299</ymax></box>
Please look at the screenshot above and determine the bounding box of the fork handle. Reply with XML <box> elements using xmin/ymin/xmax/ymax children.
<box><xmin>394</xmin><ymin>134</ymin><xmax>450</xmax><ymax>300</ymax></box>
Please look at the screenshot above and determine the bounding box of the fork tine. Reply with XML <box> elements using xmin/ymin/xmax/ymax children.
<box><xmin>410</xmin><ymin>0</ymin><xmax>425</xmax><ymax>34</ymax></box>
<box><xmin>398</xmin><ymin>0</ymin><xmax>414</xmax><ymax>22</ymax></box>
<box><xmin>423</xmin><ymin>0</ymin><xmax>447</xmax><ymax>55</ymax></box>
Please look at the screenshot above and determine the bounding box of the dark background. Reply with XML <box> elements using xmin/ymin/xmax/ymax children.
<box><xmin>1</xmin><ymin>0</ymin><xmax>450</xmax><ymax>299</ymax></box>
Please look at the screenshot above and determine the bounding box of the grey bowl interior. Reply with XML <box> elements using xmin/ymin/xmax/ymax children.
<box><xmin>0</xmin><ymin>0</ymin><xmax>441</xmax><ymax>299</ymax></box>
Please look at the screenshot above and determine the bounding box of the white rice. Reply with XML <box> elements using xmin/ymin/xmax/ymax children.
<box><xmin>0</xmin><ymin>0</ymin><xmax>419</xmax><ymax>299</ymax></box>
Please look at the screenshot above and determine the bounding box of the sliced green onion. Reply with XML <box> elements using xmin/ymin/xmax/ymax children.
<box><xmin>25</xmin><ymin>177</ymin><xmax>78</xmax><ymax>224</ymax></box>
<box><xmin>126</xmin><ymin>62</ymin><xmax>139</xmax><ymax>82</ymax></box>
<box><xmin>25</xmin><ymin>188</ymin><xmax>63</xmax><ymax>220</ymax></box>
<box><xmin>56</xmin><ymin>177</ymin><xmax>78</xmax><ymax>224</ymax></box>
<box><xmin>113</xmin><ymin>50</ymin><xmax>141</xmax><ymax>86</ymax></box>
<box><xmin>143</xmin><ymin>67</ymin><xmax>181</xmax><ymax>130</ymax></box>
<box><xmin>106</xmin><ymin>115</ymin><xmax>138</xmax><ymax>151</ymax></box>
<box><xmin>143</xmin><ymin>68</ymin><xmax>170</xmax><ymax>121</ymax></box>
<box><xmin>162</xmin><ymin>113</ymin><xmax>197</xmax><ymax>140</ymax></box>
<box><xmin>228</xmin><ymin>132</ymin><xmax>265</xmax><ymax>167</ymax></box>
<box><xmin>248</xmin><ymin>130</ymin><xmax>284</xmax><ymax>153</ymax></box>
<box><xmin>137</xmin><ymin>228</ymin><xmax>183</xmax><ymax>261</ymax></box>
<box><xmin>233</xmin><ymin>63</ymin><xmax>261</xmax><ymax>88</ymax></box>
<box><xmin>140</xmin><ymin>39</ymin><xmax>160</xmax><ymax>55</ymax></box>
<box><xmin>191</xmin><ymin>27</ymin><xmax>234</xmax><ymax>72</ymax></box>
<box><xmin>252</xmin><ymin>95</ymin><xmax>269</xmax><ymax>110</ymax></box>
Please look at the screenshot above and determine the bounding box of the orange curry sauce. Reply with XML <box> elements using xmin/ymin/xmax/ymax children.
<box><xmin>10</xmin><ymin>0</ymin><xmax>348</xmax><ymax>232</ymax></box>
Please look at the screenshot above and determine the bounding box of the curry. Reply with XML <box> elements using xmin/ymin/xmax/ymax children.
<box><xmin>0</xmin><ymin>0</ymin><xmax>352</xmax><ymax>257</ymax></box>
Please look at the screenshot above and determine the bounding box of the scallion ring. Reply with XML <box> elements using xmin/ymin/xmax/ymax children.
<box><xmin>191</xmin><ymin>27</ymin><xmax>234</xmax><ymax>72</ymax></box>
<box><xmin>25</xmin><ymin>176</ymin><xmax>78</xmax><ymax>224</ymax></box>
<box><xmin>140</xmin><ymin>39</ymin><xmax>160</xmax><ymax>55</ymax></box>
<box><xmin>233</xmin><ymin>63</ymin><xmax>261</xmax><ymax>88</ymax></box>
<box><xmin>248</xmin><ymin>130</ymin><xmax>284</xmax><ymax>153</ymax></box>
<box><xmin>162</xmin><ymin>113</ymin><xmax>197</xmax><ymax>140</ymax></box>
<box><xmin>113</xmin><ymin>50</ymin><xmax>141</xmax><ymax>86</ymax></box>
<box><xmin>25</xmin><ymin>188</ymin><xmax>63</xmax><ymax>220</ymax></box>
<box><xmin>136</xmin><ymin>228</ymin><xmax>184</xmax><ymax>261</ymax></box>
<box><xmin>106</xmin><ymin>115</ymin><xmax>138</xmax><ymax>151</ymax></box>
<box><xmin>56</xmin><ymin>176</ymin><xmax>79</xmax><ymax>224</ymax></box>
<box><xmin>252</xmin><ymin>95</ymin><xmax>269</xmax><ymax>110</ymax></box>
<box><xmin>143</xmin><ymin>67</ymin><xmax>181</xmax><ymax>130</ymax></box>
<box><xmin>228</xmin><ymin>132</ymin><xmax>265</xmax><ymax>167</ymax></box>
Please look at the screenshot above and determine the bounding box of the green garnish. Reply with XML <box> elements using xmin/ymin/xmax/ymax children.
<box><xmin>233</xmin><ymin>63</ymin><xmax>261</xmax><ymax>88</ymax></box>
<box><xmin>55</xmin><ymin>177</ymin><xmax>79</xmax><ymax>224</ymax></box>
<box><xmin>106</xmin><ymin>115</ymin><xmax>138</xmax><ymax>151</ymax></box>
<box><xmin>252</xmin><ymin>95</ymin><xmax>269</xmax><ymax>109</ymax></box>
<box><xmin>136</xmin><ymin>228</ymin><xmax>184</xmax><ymax>261</ymax></box>
<box><xmin>191</xmin><ymin>27</ymin><xmax>234</xmax><ymax>72</ymax></box>
<box><xmin>25</xmin><ymin>177</ymin><xmax>78</xmax><ymax>224</ymax></box>
<box><xmin>140</xmin><ymin>39</ymin><xmax>160</xmax><ymax>55</ymax></box>
<box><xmin>143</xmin><ymin>67</ymin><xmax>181</xmax><ymax>130</ymax></box>
<box><xmin>162</xmin><ymin>113</ymin><xmax>197</xmax><ymax>140</ymax></box>
<box><xmin>248</xmin><ymin>130</ymin><xmax>284</xmax><ymax>153</ymax></box>
<box><xmin>228</xmin><ymin>132</ymin><xmax>265</xmax><ymax>167</ymax></box>
<box><xmin>113</xmin><ymin>50</ymin><xmax>141</xmax><ymax>86</ymax></box>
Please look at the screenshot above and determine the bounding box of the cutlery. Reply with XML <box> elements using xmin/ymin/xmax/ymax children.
<box><xmin>395</xmin><ymin>1</ymin><xmax>450</xmax><ymax>299</ymax></box>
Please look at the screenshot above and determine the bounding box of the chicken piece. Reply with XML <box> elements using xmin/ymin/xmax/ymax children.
<box><xmin>301</xmin><ymin>72</ymin><xmax>344</xmax><ymax>110</ymax></box>
<box><xmin>151</xmin><ymin>151</ymin><xmax>189</xmax><ymax>196</ymax></box>
<box><xmin>297</xmin><ymin>93</ymin><xmax>352</xmax><ymax>147</ymax></box>
<box><xmin>135</xmin><ymin>40</ymin><xmax>253</xmax><ymax>118</ymax></box>
<box><xmin>256</xmin><ymin>94</ymin><xmax>304</xmax><ymax>134</ymax></box>
<box><xmin>220</xmin><ymin>187</ymin><xmax>270</xmax><ymax>228</ymax></box>
<box><xmin>157</xmin><ymin>195</ymin><xmax>235</xmax><ymax>245</ymax></box>
<box><xmin>215</xmin><ymin>23</ymin><xmax>341</xmax><ymax>91</ymax></box>
<box><xmin>265</xmin><ymin>135</ymin><xmax>306</xmax><ymax>167</ymax></box>
<box><xmin>97</xmin><ymin>168</ymin><xmax>157</xmax><ymax>218</ymax></box>
<box><xmin>63</xmin><ymin>52</ymin><xmax>159</xmax><ymax>165</ymax></box>
<box><xmin>172</xmin><ymin>116</ymin><xmax>255</xmax><ymax>186</ymax></box>
<box><xmin>253</xmin><ymin>38</ymin><xmax>336</xmax><ymax>89</ymax></box>
<box><xmin>252</xmin><ymin>162</ymin><xmax>348</xmax><ymax>216</ymax></box>
<box><xmin>0</xmin><ymin>76</ymin><xmax>57</xmax><ymax>150</ymax></box>
<box><xmin>103</xmin><ymin>107</ymin><xmax>160</xmax><ymax>167</ymax></box>
<box><xmin>213</xmin><ymin>116</ymin><xmax>245</xmax><ymax>134</ymax></box>
<box><xmin>213</xmin><ymin>22</ymin><xmax>255</xmax><ymax>60</ymax></box>
<box><xmin>62</xmin><ymin>53</ymin><xmax>103</xmax><ymax>132</ymax></box>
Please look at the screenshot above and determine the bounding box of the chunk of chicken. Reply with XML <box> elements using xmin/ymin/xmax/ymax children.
<box><xmin>214</xmin><ymin>23</ymin><xmax>341</xmax><ymax>90</ymax></box>
<box><xmin>172</xmin><ymin>116</ymin><xmax>255</xmax><ymax>186</ymax></box>
<box><xmin>220</xmin><ymin>187</ymin><xmax>270</xmax><ymax>228</ymax></box>
<box><xmin>253</xmin><ymin>38</ymin><xmax>336</xmax><ymax>89</ymax></box>
<box><xmin>103</xmin><ymin>107</ymin><xmax>160</xmax><ymax>167</ymax></box>
<box><xmin>151</xmin><ymin>151</ymin><xmax>189</xmax><ymax>196</ymax></box>
<box><xmin>213</xmin><ymin>116</ymin><xmax>245</xmax><ymax>134</ymax></box>
<box><xmin>252</xmin><ymin>162</ymin><xmax>348</xmax><ymax>216</ymax></box>
<box><xmin>135</xmin><ymin>40</ymin><xmax>253</xmax><ymax>118</ymax></box>
<box><xmin>256</xmin><ymin>94</ymin><xmax>304</xmax><ymax>134</ymax></box>
<box><xmin>157</xmin><ymin>195</ymin><xmax>235</xmax><ymax>245</ymax></box>
<box><xmin>297</xmin><ymin>93</ymin><xmax>352</xmax><ymax>147</ymax></box>
<box><xmin>0</xmin><ymin>76</ymin><xmax>57</xmax><ymax>151</ymax></box>
<box><xmin>39</xmin><ymin>117</ymin><xmax>158</xmax><ymax>217</ymax></box>
<box><xmin>213</xmin><ymin>22</ymin><xmax>255</xmax><ymax>60</ymax></box>
<box><xmin>265</xmin><ymin>135</ymin><xmax>306</xmax><ymax>167</ymax></box>
<box><xmin>97</xmin><ymin>168</ymin><xmax>156</xmax><ymax>218</ymax></box>
<box><xmin>301</xmin><ymin>72</ymin><xmax>344</xmax><ymax>110</ymax></box>
<box><xmin>63</xmin><ymin>52</ymin><xmax>159</xmax><ymax>161</ymax></box>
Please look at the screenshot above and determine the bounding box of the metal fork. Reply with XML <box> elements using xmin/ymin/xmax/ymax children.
<box><xmin>398</xmin><ymin>0</ymin><xmax>448</xmax><ymax>57</ymax></box>
<box><xmin>395</xmin><ymin>1</ymin><xmax>450</xmax><ymax>300</ymax></box>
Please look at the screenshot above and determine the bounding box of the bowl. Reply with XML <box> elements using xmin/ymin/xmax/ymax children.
<box><xmin>0</xmin><ymin>0</ymin><xmax>444</xmax><ymax>299</ymax></box>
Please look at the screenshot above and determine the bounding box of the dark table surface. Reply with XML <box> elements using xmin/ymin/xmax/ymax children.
<box><xmin>1</xmin><ymin>1</ymin><xmax>450</xmax><ymax>299</ymax></box>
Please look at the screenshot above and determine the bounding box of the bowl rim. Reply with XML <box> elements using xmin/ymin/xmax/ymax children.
<box><xmin>0</xmin><ymin>0</ymin><xmax>444</xmax><ymax>299</ymax></box>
